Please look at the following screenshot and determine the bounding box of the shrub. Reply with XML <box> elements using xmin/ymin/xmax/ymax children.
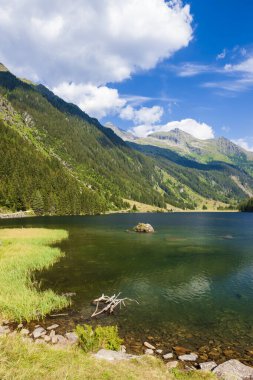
<box><xmin>76</xmin><ymin>324</ymin><xmax>123</xmax><ymax>353</ymax></box>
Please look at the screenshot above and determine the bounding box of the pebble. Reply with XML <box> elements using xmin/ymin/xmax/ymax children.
<box><xmin>199</xmin><ymin>361</ymin><xmax>217</xmax><ymax>371</ymax></box>
<box><xmin>166</xmin><ymin>361</ymin><xmax>179</xmax><ymax>369</ymax></box>
<box><xmin>144</xmin><ymin>342</ymin><xmax>156</xmax><ymax>350</ymax></box>
<box><xmin>33</xmin><ymin>327</ymin><xmax>46</xmax><ymax>339</ymax></box>
<box><xmin>20</xmin><ymin>329</ymin><xmax>29</xmax><ymax>336</ymax></box>
<box><xmin>47</xmin><ymin>324</ymin><xmax>59</xmax><ymax>331</ymax></box>
<box><xmin>65</xmin><ymin>332</ymin><xmax>78</xmax><ymax>345</ymax></box>
<box><xmin>51</xmin><ymin>336</ymin><xmax>58</xmax><ymax>344</ymax></box>
<box><xmin>145</xmin><ymin>349</ymin><xmax>154</xmax><ymax>355</ymax></box>
<box><xmin>49</xmin><ymin>330</ymin><xmax>56</xmax><ymax>338</ymax></box>
<box><xmin>156</xmin><ymin>349</ymin><xmax>163</xmax><ymax>354</ymax></box>
<box><xmin>44</xmin><ymin>336</ymin><xmax>51</xmax><ymax>343</ymax></box>
<box><xmin>178</xmin><ymin>353</ymin><xmax>198</xmax><ymax>361</ymax></box>
<box><xmin>17</xmin><ymin>323</ymin><xmax>23</xmax><ymax>329</ymax></box>
<box><xmin>163</xmin><ymin>353</ymin><xmax>173</xmax><ymax>360</ymax></box>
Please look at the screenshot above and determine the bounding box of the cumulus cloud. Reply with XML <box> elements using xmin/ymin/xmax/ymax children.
<box><xmin>216</xmin><ymin>49</ymin><xmax>227</xmax><ymax>60</ymax></box>
<box><xmin>53</xmin><ymin>83</ymin><xmax>126</xmax><ymax>119</ymax></box>
<box><xmin>0</xmin><ymin>0</ymin><xmax>193</xmax><ymax>87</ymax></box>
<box><xmin>130</xmin><ymin>118</ymin><xmax>214</xmax><ymax>140</ymax></box>
<box><xmin>120</xmin><ymin>105</ymin><xmax>164</xmax><ymax>125</ymax></box>
<box><xmin>232</xmin><ymin>138</ymin><xmax>253</xmax><ymax>152</ymax></box>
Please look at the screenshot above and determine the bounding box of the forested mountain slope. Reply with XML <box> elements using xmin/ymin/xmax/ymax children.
<box><xmin>1</xmin><ymin>63</ymin><xmax>253</xmax><ymax>214</ymax></box>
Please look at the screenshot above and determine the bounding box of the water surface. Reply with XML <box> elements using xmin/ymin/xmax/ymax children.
<box><xmin>1</xmin><ymin>212</ymin><xmax>253</xmax><ymax>362</ymax></box>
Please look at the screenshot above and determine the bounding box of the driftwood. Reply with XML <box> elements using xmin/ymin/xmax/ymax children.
<box><xmin>91</xmin><ymin>293</ymin><xmax>138</xmax><ymax>317</ymax></box>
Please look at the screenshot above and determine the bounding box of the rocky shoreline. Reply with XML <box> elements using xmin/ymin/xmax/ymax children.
<box><xmin>1</xmin><ymin>320</ymin><xmax>253</xmax><ymax>379</ymax></box>
<box><xmin>0</xmin><ymin>210</ymin><xmax>32</xmax><ymax>219</ymax></box>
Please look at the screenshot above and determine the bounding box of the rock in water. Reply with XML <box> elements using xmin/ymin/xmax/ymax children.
<box><xmin>134</xmin><ymin>223</ymin><xmax>154</xmax><ymax>233</ymax></box>
<box><xmin>213</xmin><ymin>359</ymin><xmax>253</xmax><ymax>380</ymax></box>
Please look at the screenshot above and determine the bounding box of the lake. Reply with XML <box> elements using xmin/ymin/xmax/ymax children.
<box><xmin>1</xmin><ymin>212</ymin><xmax>253</xmax><ymax>363</ymax></box>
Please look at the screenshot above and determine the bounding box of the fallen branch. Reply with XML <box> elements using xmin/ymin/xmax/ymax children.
<box><xmin>91</xmin><ymin>293</ymin><xmax>139</xmax><ymax>317</ymax></box>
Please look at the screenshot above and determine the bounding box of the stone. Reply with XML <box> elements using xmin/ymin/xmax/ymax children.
<box><xmin>32</xmin><ymin>327</ymin><xmax>46</xmax><ymax>339</ymax></box>
<box><xmin>134</xmin><ymin>223</ymin><xmax>154</xmax><ymax>233</ymax></box>
<box><xmin>51</xmin><ymin>335</ymin><xmax>58</xmax><ymax>344</ymax></box>
<box><xmin>49</xmin><ymin>330</ymin><xmax>56</xmax><ymax>338</ymax></box>
<box><xmin>119</xmin><ymin>345</ymin><xmax>126</xmax><ymax>354</ymax></box>
<box><xmin>44</xmin><ymin>335</ymin><xmax>51</xmax><ymax>343</ymax></box>
<box><xmin>0</xmin><ymin>326</ymin><xmax>10</xmax><ymax>335</ymax></box>
<box><xmin>94</xmin><ymin>349</ymin><xmax>138</xmax><ymax>361</ymax></box>
<box><xmin>213</xmin><ymin>359</ymin><xmax>253</xmax><ymax>380</ymax></box>
<box><xmin>144</xmin><ymin>341</ymin><xmax>156</xmax><ymax>350</ymax></box>
<box><xmin>199</xmin><ymin>361</ymin><xmax>217</xmax><ymax>371</ymax></box>
<box><xmin>65</xmin><ymin>332</ymin><xmax>78</xmax><ymax>345</ymax></box>
<box><xmin>145</xmin><ymin>349</ymin><xmax>154</xmax><ymax>355</ymax></box>
<box><xmin>55</xmin><ymin>335</ymin><xmax>68</xmax><ymax>346</ymax></box>
<box><xmin>47</xmin><ymin>324</ymin><xmax>59</xmax><ymax>331</ymax></box>
<box><xmin>166</xmin><ymin>361</ymin><xmax>179</xmax><ymax>369</ymax></box>
<box><xmin>178</xmin><ymin>353</ymin><xmax>198</xmax><ymax>361</ymax></box>
<box><xmin>163</xmin><ymin>353</ymin><xmax>173</xmax><ymax>360</ymax></box>
<box><xmin>20</xmin><ymin>329</ymin><xmax>29</xmax><ymax>336</ymax></box>
<box><xmin>156</xmin><ymin>349</ymin><xmax>163</xmax><ymax>354</ymax></box>
<box><xmin>173</xmin><ymin>346</ymin><xmax>191</xmax><ymax>355</ymax></box>
<box><xmin>17</xmin><ymin>323</ymin><xmax>23</xmax><ymax>329</ymax></box>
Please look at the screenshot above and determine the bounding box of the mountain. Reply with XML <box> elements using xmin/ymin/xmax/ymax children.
<box><xmin>0</xmin><ymin>64</ymin><xmax>167</xmax><ymax>214</ymax></box>
<box><xmin>1</xmin><ymin>63</ymin><xmax>253</xmax><ymax>214</ymax></box>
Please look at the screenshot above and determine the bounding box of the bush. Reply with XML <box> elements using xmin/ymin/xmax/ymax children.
<box><xmin>76</xmin><ymin>324</ymin><xmax>123</xmax><ymax>353</ymax></box>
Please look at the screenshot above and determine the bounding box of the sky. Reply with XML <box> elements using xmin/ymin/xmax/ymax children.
<box><xmin>0</xmin><ymin>0</ymin><xmax>253</xmax><ymax>150</ymax></box>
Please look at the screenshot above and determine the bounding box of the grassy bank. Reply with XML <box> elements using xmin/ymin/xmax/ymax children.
<box><xmin>0</xmin><ymin>228</ymin><xmax>69</xmax><ymax>322</ymax></box>
<box><xmin>0</xmin><ymin>335</ymin><xmax>216</xmax><ymax>380</ymax></box>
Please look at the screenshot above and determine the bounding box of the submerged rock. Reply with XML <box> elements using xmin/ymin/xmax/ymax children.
<box><xmin>144</xmin><ymin>341</ymin><xmax>156</xmax><ymax>350</ymax></box>
<box><xmin>213</xmin><ymin>359</ymin><xmax>253</xmax><ymax>380</ymax></box>
<box><xmin>134</xmin><ymin>223</ymin><xmax>154</xmax><ymax>233</ymax></box>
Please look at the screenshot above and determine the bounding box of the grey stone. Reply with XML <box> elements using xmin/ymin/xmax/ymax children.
<box><xmin>17</xmin><ymin>323</ymin><xmax>23</xmax><ymax>329</ymax></box>
<box><xmin>178</xmin><ymin>353</ymin><xmax>198</xmax><ymax>361</ymax></box>
<box><xmin>199</xmin><ymin>361</ymin><xmax>217</xmax><ymax>371</ymax></box>
<box><xmin>65</xmin><ymin>332</ymin><xmax>78</xmax><ymax>345</ymax></box>
<box><xmin>33</xmin><ymin>327</ymin><xmax>46</xmax><ymax>339</ymax></box>
<box><xmin>213</xmin><ymin>359</ymin><xmax>253</xmax><ymax>380</ymax></box>
<box><xmin>55</xmin><ymin>335</ymin><xmax>68</xmax><ymax>346</ymax></box>
<box><xmin>166</xmin><ymin>361</ymin><xmax>179</xmax><ymax>369</ymax></box>
<box><xmin>44</xmin><ymin>335</ymin><xmax>51</xmax><ymax>343</ymax></box>
<box><xmin>20</xmin><ymin>329</ymin><xmax>29</xmax><ymax>336</ymax></box>
<box><xmin>49</xmin><ymin>330</ymin><xmax>56</xmax><ymax>338</ymax></box>
<box><xmin>51</xmin><ymin>335</ymin><xmax>58</xmax><ymax>344</ymax></box>
<box><xmin>145</xmin><ymin>349</ymin><xmax>154</xmax><ymax>355</ymax></box>
<box><xmin>47</xmin><ymin>324</ymin><xmax>59</xmax><ymax>331</ymax></box>
<box><xmin>163</xmin><ymin>352</ymin><xmax>173</xmax><ymax>360</ymax></box>
<box><xmin>94</xmin><ymin>349</ymin><xmax>138</xmax><ymax>361</ymax></box>
<box><xmin>0</xmin><ymin>326</ymin><xmax>10</xmax><ymax>335</ymax></box>
<box><xmin>144</xmin><ymin>341</ymin><xmax>156</xmax><ymax>350</ymax></box>
<box><xmin>156</xmin><ymin>349</ymin><xmax>163</xmax><ymax>354</ymax></box>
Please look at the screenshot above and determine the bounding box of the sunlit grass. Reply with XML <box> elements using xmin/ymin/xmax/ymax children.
<box><xmin>0</xmin><ymin>228</ymin><xmax>70</xmax><ymax>322</ymax></box>
<box><xmin>0</xmin><ymin>335</ymin><xmax>217</xmax><ymax>380</ymax></box>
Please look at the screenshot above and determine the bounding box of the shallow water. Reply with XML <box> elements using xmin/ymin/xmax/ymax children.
<box><xmin>1</xmin><ymin>212</ymin><xmax>253</xmax><ymax>362</ymax></box>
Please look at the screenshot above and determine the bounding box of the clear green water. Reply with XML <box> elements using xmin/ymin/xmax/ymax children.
<box><xmin>1</xmin><ymin>212</ymin><xmax>253</xmax><ymax>362</ymax></box>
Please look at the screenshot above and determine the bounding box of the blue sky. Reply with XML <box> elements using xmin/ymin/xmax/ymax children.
<box><xmin>104</xmin><ymin>0</ymin><xmax>253</xmax><ymax>148</ymax></box>
<box><xmin>0</xmin><ymin>0</ymin><xmax>253</xmax><ymax>149</ymax></box>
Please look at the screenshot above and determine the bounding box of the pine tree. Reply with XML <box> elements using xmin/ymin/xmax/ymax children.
<box><xmin>31</xmin><ymin>190</ymin><xmax>44</xmax><ymax>215</ymax></box>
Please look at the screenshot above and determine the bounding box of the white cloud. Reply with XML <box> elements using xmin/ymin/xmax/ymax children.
<box><xmin>130</xmin><ymin>118</ymin><xmax>214</xmax><ymax>139</ymax></box>
<box><xmin>53</xmin><ymin>82</ymin><xmax>126</xmax><ymax>118</ymax></box>
<box><xmin>232</xmin><ymin>138</ymin><xmax>253</xmax><ymax>152</ymax></box>
<box><xmin>120</xmin><ymin>105</ymin><xmax>164</xmax><ymax>125</ymax></box>
<box><xmin>0</xmin><ymin>0</ymin><xmax>193</xmax><ymax>87</ymax></box>
<box><xmin>216</xmin><ymin>49</ymin><xmax>227</xmax><ymax>60</ymax></box>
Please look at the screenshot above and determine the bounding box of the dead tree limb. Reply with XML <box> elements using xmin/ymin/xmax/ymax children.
<box><xmin>91</xmin><ymin>293</ymin><xmax>139</xmax><ymax>317</ymax></box>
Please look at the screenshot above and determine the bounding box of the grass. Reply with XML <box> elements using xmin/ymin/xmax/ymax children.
<box><xmin>0</xmin><ymin>335</ymin><xmax>217</xmax><ymax>380</ymax></box>
<box><xmin>0</xmin><ymin>228</ymin><xmax>70</xmax><ymax>322</ymax></box>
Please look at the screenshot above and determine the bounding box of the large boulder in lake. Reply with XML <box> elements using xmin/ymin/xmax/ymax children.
<box><xmin>134</xmin><ymin>223</ymin><xmax>154</xmax><ymax>233</ymax></box>
<box><xmin>213</xmin><ymin>359</ymin><xmax>253</xmax><ymax>380</ymax></box>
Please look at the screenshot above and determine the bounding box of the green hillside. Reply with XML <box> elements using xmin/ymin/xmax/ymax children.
<box><xmin>1</xmin><ymin>64</ymin><xmax>253</xmax><ymax>214</ymax></box>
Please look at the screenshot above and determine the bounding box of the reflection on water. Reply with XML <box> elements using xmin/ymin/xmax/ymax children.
<box><xmin>1</xmin><ymin>212</ymin><xmax>253</xmax><ymax>362</ymax></box>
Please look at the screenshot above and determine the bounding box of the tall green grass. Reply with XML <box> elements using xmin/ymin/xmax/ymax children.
<box><xmin>0</xmin><ymin>228</ymin><xmax>70</xmax><ymax>322</ymax></box>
